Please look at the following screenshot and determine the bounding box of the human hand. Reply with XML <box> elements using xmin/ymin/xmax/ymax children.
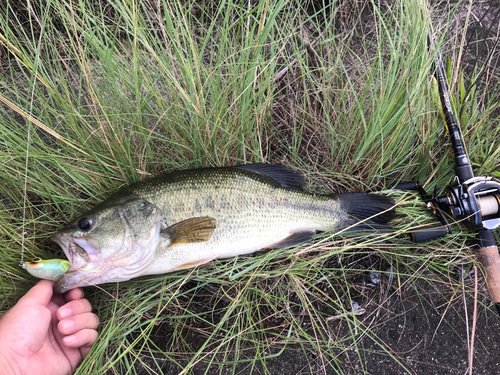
<box><xmin>0</xmin><ymin>280</ymin><xmax>99</xmax><ymax>375</ymax></box>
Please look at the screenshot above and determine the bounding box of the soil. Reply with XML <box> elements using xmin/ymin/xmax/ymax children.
<box><xmin>133</xmin><ymin>273</ymin><xmax>500</xmax><ymax>375</ymax></box>
<box><xmin>340</xmin><ymin>280</ymin><xmax>500</xmax><ymax>375</ymax></box>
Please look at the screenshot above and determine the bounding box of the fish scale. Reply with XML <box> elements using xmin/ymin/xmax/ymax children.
<box><xmin>123</xmin><ymin>168</ymin><xmax>348</xmax><ymax>273</ymax></box>
<box><xmin>52</xmin><ymin>164</ymin><xmax>396</xmax><ymax>293</ymax></box>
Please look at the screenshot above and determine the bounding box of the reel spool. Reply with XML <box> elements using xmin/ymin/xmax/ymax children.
<box><xmin>479</xmin><ymin>194</ymin><xmax>500</xmax><ymax>217</ymax></box>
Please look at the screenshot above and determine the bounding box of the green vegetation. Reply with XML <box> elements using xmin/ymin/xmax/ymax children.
<box><xmin>0</xmin><ymin>0</ymin><xmax>498</xmax><ymax>373</ymax></box>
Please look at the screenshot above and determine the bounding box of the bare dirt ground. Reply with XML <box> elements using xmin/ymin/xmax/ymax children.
<box><xmin>146</xmin><ymin>276</ymin><xmax>500</xmax><ymax>375</ymax></box>
<box><xmin>340</xmin><ymin>279</ymin><xmax>500</xmax><ymax>374</ymax></box>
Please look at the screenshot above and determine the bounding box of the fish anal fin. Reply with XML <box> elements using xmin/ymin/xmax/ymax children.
<box><xmin>268</xmin><ymin>231</ymin><xmax>316</xmax><ymax>249</ymax></box>
<box><xmin>161</xmin><ymin>217</ymin><xmax>216</xmax><ymax>246</ymax></box>
<box><xmin>175</xmin><ymin>258</ymin><xmax>213</xmax><ymax>270</ymax></box>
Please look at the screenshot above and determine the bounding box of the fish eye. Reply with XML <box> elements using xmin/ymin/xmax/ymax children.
<box><xmin>31</xmin><ymin>258</ymin><xmax>41</xmax><ymax>263</ymax></box>
<box><xmin>78</xmin><ymin>217</ymin><xmax>93</xmax><ymax>231</ymax></box>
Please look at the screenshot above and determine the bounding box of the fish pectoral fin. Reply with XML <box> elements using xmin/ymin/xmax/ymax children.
<box><xmin>268</xmin><ymin>231</ymin><xmax>316</xmax><ymax>249</ymax></box>
<box><xmin>161</xmin><ymin>217</ymin><xmax>216</xmax><ymax>246</ymax></box>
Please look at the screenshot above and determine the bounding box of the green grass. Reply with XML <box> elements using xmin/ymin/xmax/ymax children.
<box><xmin>0</xmin><ymin>0</ymin><xmax>499</xmax><ymax>374</ymax></box>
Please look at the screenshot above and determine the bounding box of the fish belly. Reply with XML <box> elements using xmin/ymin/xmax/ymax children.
<box><xmin>143</xmin><ymin>220</ymin><xmax>322</xmax><ymax>275</ymax></box>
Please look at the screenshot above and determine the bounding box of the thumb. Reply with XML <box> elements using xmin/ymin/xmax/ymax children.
<box><xmin>17</xmin><ymin>280</ymin><xmax>55</xmax><ymax>307</ymax></box>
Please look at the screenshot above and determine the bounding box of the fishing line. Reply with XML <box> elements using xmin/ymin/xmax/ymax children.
<box><xmin>19</xmin><ymin>114</ymin><xmax>32</xmax><ymax>267</ymax></box>
<box><xmin>20</xmin><ymin>1</ymin><xmax>50</xmax><ymax>267</ymax></box>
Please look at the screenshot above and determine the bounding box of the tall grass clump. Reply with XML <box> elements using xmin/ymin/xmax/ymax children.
<box><xmin>0</xmin><ymin>0</ymin><xmax>499</xmax><ymax>374</ymax></box>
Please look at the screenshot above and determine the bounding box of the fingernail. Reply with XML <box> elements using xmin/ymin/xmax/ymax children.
<box><xmin>59</xmin><ymin>307</ymin><xmax>71</xmax><ymax>319</ymax></box>
<box><xmin>60</xmin><ymin>319</ymin><xmax>74</xmax><ymax>330</ymax></box>
<box><xmin>63</xmin><ymin>335</ymin><xmax>76</xmax><ymax>344</ymax></box>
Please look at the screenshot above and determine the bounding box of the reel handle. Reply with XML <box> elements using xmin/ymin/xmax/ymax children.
<box><xmin>477</xmin><ymin>230</ymin><xmax>500</xmax><ymax>303</ymax></box>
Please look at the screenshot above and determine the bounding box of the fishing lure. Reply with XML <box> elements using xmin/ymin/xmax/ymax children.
<box><xmin>22</xmin><ymin>258</ymin><xmax>71</xmax><ymax>281</ymax></box>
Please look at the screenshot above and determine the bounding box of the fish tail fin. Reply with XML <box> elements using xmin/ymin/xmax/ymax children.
<box><xmin>337</xmin><ymin>193</ymin><xmax>396</xmax><ymax>233</ymax></box>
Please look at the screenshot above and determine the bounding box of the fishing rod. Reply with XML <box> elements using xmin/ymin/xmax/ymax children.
<box><xmin>395</xmin><ymin>32</ymin><xmax>500</xmax><ymax>310</ymax></box>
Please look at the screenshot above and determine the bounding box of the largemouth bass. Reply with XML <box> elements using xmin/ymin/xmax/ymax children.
<box><xmin>53</xmin><ymin>164</ymin><xmax>395</xmax><ymax>293</ymax></box>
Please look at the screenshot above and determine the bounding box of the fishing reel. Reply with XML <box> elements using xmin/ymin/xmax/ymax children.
<box><xmin>439</xmin><ymin>177</ymin><xmax>500</xmax><ymax>231</ymax></box>
<box><xmin>403</xmin><ymin>176</ymin><xmax>500</xmax><ymax>243</ymax></box>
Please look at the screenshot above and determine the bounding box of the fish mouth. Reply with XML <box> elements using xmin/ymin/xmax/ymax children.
<box><xmin>51</xmin><ymin>221</ymin><xmax>163</xmax><ymax>293</ymax></box>
<box><xmin>51</xmin><ymin>232</ymin><xmax>106</xmax><ymax>293</ymax></box>
<box><xmin>51</xmin><ymin>232</ymin><xmax>97</xmax><ymax>272</ymax></box>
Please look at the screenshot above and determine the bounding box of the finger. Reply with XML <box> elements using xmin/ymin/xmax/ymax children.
<box><xmin>17</xmin><ymin>280</ymin><xmax>55</xmax><ymax>307</ymax></box>
<box><xmin>64</xmin><ymin>287</ymin><xmax>84</xmax><ymax>302</ymax></box>
<box><xmin>51</xmin><ymin>287</ymin><xmax>85</xmax><ymax>311</ymax></box>
<box><xmin>58</xmin><ymin>312</ymin><xmax>99</xmax><ymax>336</ymax></box>
<box><xmin>80</xmin><ymin>345</ymin><xmax>92</xmax><ymax>358</ymax></box>
<box><xmin>57</xmin><ymin>298</ymin><xmax>92</xmax><ymax>320</ymax></box>
<box><xmin>62</xmin><ymin>328</ymin><xmax>98</xmax><ymax>349</ymax></box>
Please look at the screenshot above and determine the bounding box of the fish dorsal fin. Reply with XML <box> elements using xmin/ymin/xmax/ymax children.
<box><xmin>161</xmin><ymin>217</ymin><xmax>216</xmax><ymax>246</ymax></box>
<box><xmin>267</xmin><ymin>230</ymin><xmax>316</xmax><ymax>249</ymax></box>
<box><xmin>235</xmin><ymin>163</ymin><xmax>304</xmax><ymax>190</ymax></box>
